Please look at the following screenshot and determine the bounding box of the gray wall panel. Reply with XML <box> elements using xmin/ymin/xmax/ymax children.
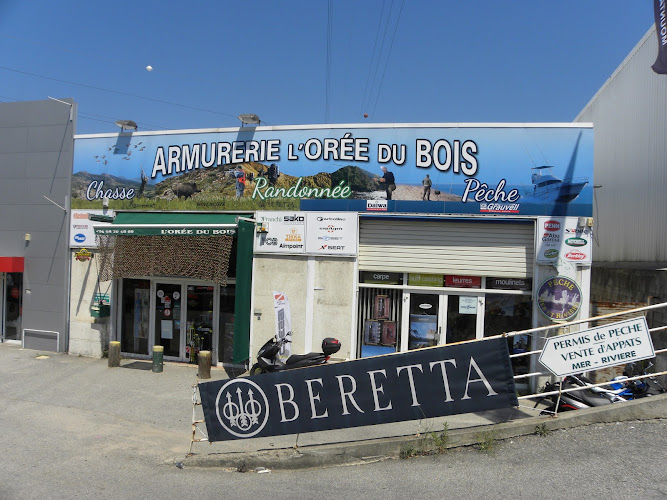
<box><xmin>20</xmin><ymin>232</ymin><xmax>65</xmax><ymax>259</ymax></box>
<box><xmin>0</xmin><ymin>153</ymin><xmax>27</xmax><ymax>178</ymax></box>
<box><xmin>27</xmin><ymin>125</ymin><xmax>74</xmax><ymax>152</ymax></box>
<box><xmin>0</xmin><ymin>127</ymin><xmax>28</xmax><ymax>153</ymax></box>
<box><xmin>24</xmin><ymin>258</ymin><xmax>67</xmax><ymax>286</ymax></box>
<box><xmin>0</xmin><ymin>100</ymin><xmax>73</xmax><ymax>127</ymax></box>
<box><xmin>0</xmin><ymin>99</ymin><xmax>75</xmax><ymax>352</ymax></box>
<box><xmin>19</xmin><ymin>178</ymin><xmax>71</xmax><ymax>206</ymax></box>
<box><xmin>576</xmin><ymin>27</ymin><xmax>667</xmax><ymax>262</ymax></box>
<box><xmin>25</xmin><ymin>152</ymin><xmax>72</xmax><ymax>179</ymax></box>
<box><xmin>21</xmin><ymin>207</ymin><xmax>68</xmax><ymax>233</ymax></box>
<box><xmin>0</xmin><ymin>179</ymin><xmax>28</xmax><ymax>205</ymax></box>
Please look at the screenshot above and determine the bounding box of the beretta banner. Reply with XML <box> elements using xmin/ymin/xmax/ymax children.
<box><xmin>199</xmin><ymin>337</ymin><xmax>517</xmax><ymax>442</ymax></box>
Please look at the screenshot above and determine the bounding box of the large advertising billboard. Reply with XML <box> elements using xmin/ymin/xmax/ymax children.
<box><xmin>72</xmin><ymin>124</ymin><xmax>593</xmax><ymax>216</ymax></box>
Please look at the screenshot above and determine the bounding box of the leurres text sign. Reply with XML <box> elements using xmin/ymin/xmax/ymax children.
<box><xmin>199</xmin><ymin>337</ymin><xmax>517</xmax><ymax>441</ymax></box>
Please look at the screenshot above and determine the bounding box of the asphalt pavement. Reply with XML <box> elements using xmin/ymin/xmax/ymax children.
<box><xmin>0</xmin><ymin>342</ymin><xmax>665</xmax><ymax>473</ymax></box>
<box><xmin>2</xmin><ymin>343</ymin><xmax>667</xmax><ymax>500</ymax></box>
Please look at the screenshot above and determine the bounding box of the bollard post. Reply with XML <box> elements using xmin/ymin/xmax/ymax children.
<box><xmin>198</xmin><ymin>350</ymin><xmax>211</xmax><ymax>379</ymax></box>
<box><xmin>152</xmin><ymin>345</ymin><xmax>164</xmax><ymax>373</ymax></box>
<box><xmin>108</xmin><ymin>341</ymin><xmax>121</xmax><ymax>367</ymax></box>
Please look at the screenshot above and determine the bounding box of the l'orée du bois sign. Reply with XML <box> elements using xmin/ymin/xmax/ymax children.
<box><xmin>199</xmin><ymin>337</ymin><xmax>518</xmax><ymax>441</ymax></box>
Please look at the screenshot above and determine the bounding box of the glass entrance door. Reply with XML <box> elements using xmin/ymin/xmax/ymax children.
<box><xmin>408</xmin><ymin>293</ymin><xmax>441</xmax><ymax>349</ymax></box>
<box><xmin>2</xmin><ymin>272</ymin><xmax>23</xmax><ymax>342</ymax></box>
<box><xmin>445</xmin><ymin>295</ymin><xmax>480</xmax><ymax>344</ymax></box>
<box><xmin>155</xmin><ymin>283</ymin><xmax>183</xmax><ymax>358</ymax></box>
<box><xmin>405</xmin><ymin>292</ymin><xmax>482</xmax><ymax>348</ymax></box>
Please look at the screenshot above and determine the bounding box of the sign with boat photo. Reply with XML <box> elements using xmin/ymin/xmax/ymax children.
<box><xmin>72</xmin><ymin>124</ymin><xmax>593</xmax><ymax>216</ymax></box>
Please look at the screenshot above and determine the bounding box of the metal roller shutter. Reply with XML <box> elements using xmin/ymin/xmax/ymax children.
<box><xmin>359</xmin><ymin>219</ymin><xmax>534</xmax><ymax>278</ymax></box>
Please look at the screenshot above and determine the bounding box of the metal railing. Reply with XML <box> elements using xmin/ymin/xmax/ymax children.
<box><xmin>500</xmin><ymin>301</ymin><xmax>667</xmax><ymax>416</ymax></box>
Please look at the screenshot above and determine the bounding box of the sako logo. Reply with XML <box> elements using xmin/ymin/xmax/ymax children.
<box><xmin>74</xmin><ymin>233</ymin><xmax>86</xmax><ymax>243</ymax></box>
<box><xmin>544</xmin><ymin>220</ymin><xmax>561</xmax><ymax>231</ymax></box>
<box><xmin>215</xmin><ymin>378</ymin><xmax>270</xmax><ymax>438</ymax></box>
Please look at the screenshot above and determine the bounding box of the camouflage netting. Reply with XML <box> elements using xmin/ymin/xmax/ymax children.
<box><xmin>96</xmin><ymin>235</ymin><xmax>234</xmax><ymax>285</ymax></box>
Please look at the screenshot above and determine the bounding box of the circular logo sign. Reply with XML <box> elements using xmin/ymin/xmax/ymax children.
<box><xmin>543</xmin><ymin>248</ymin><xmax>559</xmax><ymax>259</ymax></box>
<box><xmin>565</xmin><ymin>237</ymin><xmax>587</xmax><ymax>247</ymax></box>
<box><xmin>537</xmin><ymin>276</ymin><xmax>582</xmax><ymax>321</ymax></box>
<box><xmin>74</xmin><ymin>233</ymin><xmax>86</xmax><ymax>243</ymax></box>
<box><xmin>215</xmin><ymin>378</ymin><xmax>270</xmax><ymax>438</ymax></box>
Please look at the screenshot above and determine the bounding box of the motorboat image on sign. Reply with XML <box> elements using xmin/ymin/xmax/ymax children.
<box><xmin>529</xmin><ymin>166</ymin><xmax>588</xmax><ymax>203</ymax></box>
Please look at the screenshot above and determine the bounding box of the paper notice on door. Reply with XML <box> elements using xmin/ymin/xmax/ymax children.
<box><xmin>161</xmin><ymin>320</ymin><xmax>173</xmax><ymax>339</ymax></box>
<box><xmin>459</xmin><ymin>296</ymin><xmax>477</xmax><ymax>315</ymax></box>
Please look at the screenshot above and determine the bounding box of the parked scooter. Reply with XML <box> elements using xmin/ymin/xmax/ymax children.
<box><xmin>249</xmin><ymin>334</ymin><xmax>341</xmax><ymax>374</ymax></box>
<box><xmin>609</xmin><ymin>362</ymin><xmax>667</xmax><ymax>399</ymax></box>
<box><xmin>534</xmin><ymin>375</ymin><xmax>621</xmax><ymax>415</ymax></box>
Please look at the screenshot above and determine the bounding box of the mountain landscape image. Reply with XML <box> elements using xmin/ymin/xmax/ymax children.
<box><xmin>71</xmin><ymin>163</ymin><xmax>384</xmax><ymax>210</ymax></box>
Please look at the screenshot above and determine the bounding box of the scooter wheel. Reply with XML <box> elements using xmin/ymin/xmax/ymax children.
<box><xmin>249</xmin><ymin>364</ymin><xmax>264</xmax><ymax>376</ymax></box>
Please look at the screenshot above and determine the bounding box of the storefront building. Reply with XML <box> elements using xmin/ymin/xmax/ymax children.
<box><xmin>70</xmin><ymin>123</ymin><xmax>594</xmax><ymax>376</ymax></box>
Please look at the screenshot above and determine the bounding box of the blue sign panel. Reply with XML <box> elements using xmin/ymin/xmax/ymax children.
<box><xmin>73</xmin><ymin>124</ymin><xmax>593</xmax><ymax>216</ymax></box>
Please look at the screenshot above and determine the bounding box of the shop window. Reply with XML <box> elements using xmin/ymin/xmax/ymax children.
<box><xmin>218</xmin><ymin>285</ymin><xmax>236</xmax><ymax>367</ymax></box>
<box><xmin>120</xmin><ymin>279</ymin><xmax>150</xmax><ymax>355</ymax></box>
<box><xmin>358</xmin><ymin>288</ymin><xmax>401</xmax><ymax>358</ymax></box>
<box><xmin>4</xmin><ymin>272</ymin><xmax>22</xmax><ymax>341</ymax></box>
<box><xmin>484</xmin><ymin>293</ymin><xmax>532</xmax><ymax>375</ymax></box>
<box><xmin>185</xmin><ymin>285</ymin><xmax>214</xmax><ymax>362</ymax></box>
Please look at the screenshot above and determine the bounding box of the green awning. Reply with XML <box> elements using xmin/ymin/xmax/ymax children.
<box><xmin>94</xmin><ymin>213</ymin><xmax>247</xmax><ymax>236</ymax></box>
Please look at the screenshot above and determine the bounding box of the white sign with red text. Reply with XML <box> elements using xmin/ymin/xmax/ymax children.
<box><xmin>536</xmin><ymin>216</ymin><xmax>592</xmax><ymax>264</ymax></box>
<box><xmin>70</xmin><ymin>209</ymin><xmax>114</xmax><ymax>248</ymax></box>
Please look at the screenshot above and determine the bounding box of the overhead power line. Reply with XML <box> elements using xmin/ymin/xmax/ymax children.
<box><xmin>0</xmin><ymin>66</ymin><xmax>240</xmax><ymax>120</ymax></box>
<box><xmin>370</xmin><ymin>0</ymin><xmax>406</xmax><ymax>119</ymax></box>
<box><xmin>360</xmin><ymin>0</ymin><xmax>388</xmax><ymax>115</ymax></box>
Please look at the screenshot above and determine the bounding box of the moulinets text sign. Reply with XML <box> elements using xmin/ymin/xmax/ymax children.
<box><xmin>538</xmin><ymin>317</ymin><xmax>655</xmax><ymax>377</ymax></box>
<box><xmin>199</xmin><ymin>338</ymin><xmax>517</xmax><ymax>441</ymax></box>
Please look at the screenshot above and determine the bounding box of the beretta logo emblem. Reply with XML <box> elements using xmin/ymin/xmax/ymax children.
<box><xmin>544</xmin><ymin>220</ymin><xmax>560</xmax><ymax>231</ymax></box>
<box><xmin>565</xmin><ymin>237</ymin><xmax>587</xmax><ymax>247</ymax></box>
<box><xmin>215</xmin><ymin>378</ymin><xmax>269</xmax><ymax>438</ymax></box>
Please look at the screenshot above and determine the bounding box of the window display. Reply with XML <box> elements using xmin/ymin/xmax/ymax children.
<box><xmin>357</xmin><ymin>287</ymin><xmax>401</xmax><ymax>357</ymax></box>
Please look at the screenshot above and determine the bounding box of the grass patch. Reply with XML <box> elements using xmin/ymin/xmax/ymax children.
<box><xmin>535</xmin><ymin>423</ymin><xmax>551</xmax><ymax>437</ymax></box>
<box><xmin>430</xmin><ymin>422</ymin><xmax>450</xmax><ymax>454</ymax></box>
<box><xmin>399</xmin><ymin>444</ymin><xmax>418</xmax><ymax>460</ymax></box>
<box><xmin>476</xmin><ymin>430</ymin><xmax>498</xmax><ymax>454</ymax></box>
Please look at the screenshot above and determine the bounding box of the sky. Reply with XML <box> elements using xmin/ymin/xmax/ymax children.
<box><xmin>0</xmin><ymin>1</ymin><xmax>656</xmax><ymax>135</ymax></box>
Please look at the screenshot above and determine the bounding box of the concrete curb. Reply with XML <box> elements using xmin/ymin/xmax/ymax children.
<box><xmin>182</xmin><ymin>393</ymin><xmax>667</xmax><ymax>470</ymax></box>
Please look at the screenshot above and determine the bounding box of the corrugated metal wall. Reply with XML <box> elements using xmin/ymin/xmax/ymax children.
<box><xmin>575</xmin><ymin>26</ymin><xmax>667</xmax><ymax>262</ymax></box>
<box><xmin>359</xmin><ymin>219</ymin><xmax>534</xmax><ymax>277</ymax></box>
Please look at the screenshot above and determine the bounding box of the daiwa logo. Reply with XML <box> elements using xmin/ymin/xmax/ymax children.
<box><xmin>215</xmin><ymin>378</ymin><xmax>269</xmax><ymax>438</ymax></box>
<box><xmin>565</xmin><ymin>250</ymin><xmax>587</xmax><ymax>261</ymax></box>
<box><xmin>544</xmin><ymin>220</ymin><xmax>560</xmax><ymax>231</ymax></box>
<box><xmin>366</xmin><ymin>200</ymin><xmax>387</xmax><ymax>211</ymax></box>
<box><xmin>74</xmin><ymin>233</ymin><xmax>86</xmax><ymax>243</ymax></box>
